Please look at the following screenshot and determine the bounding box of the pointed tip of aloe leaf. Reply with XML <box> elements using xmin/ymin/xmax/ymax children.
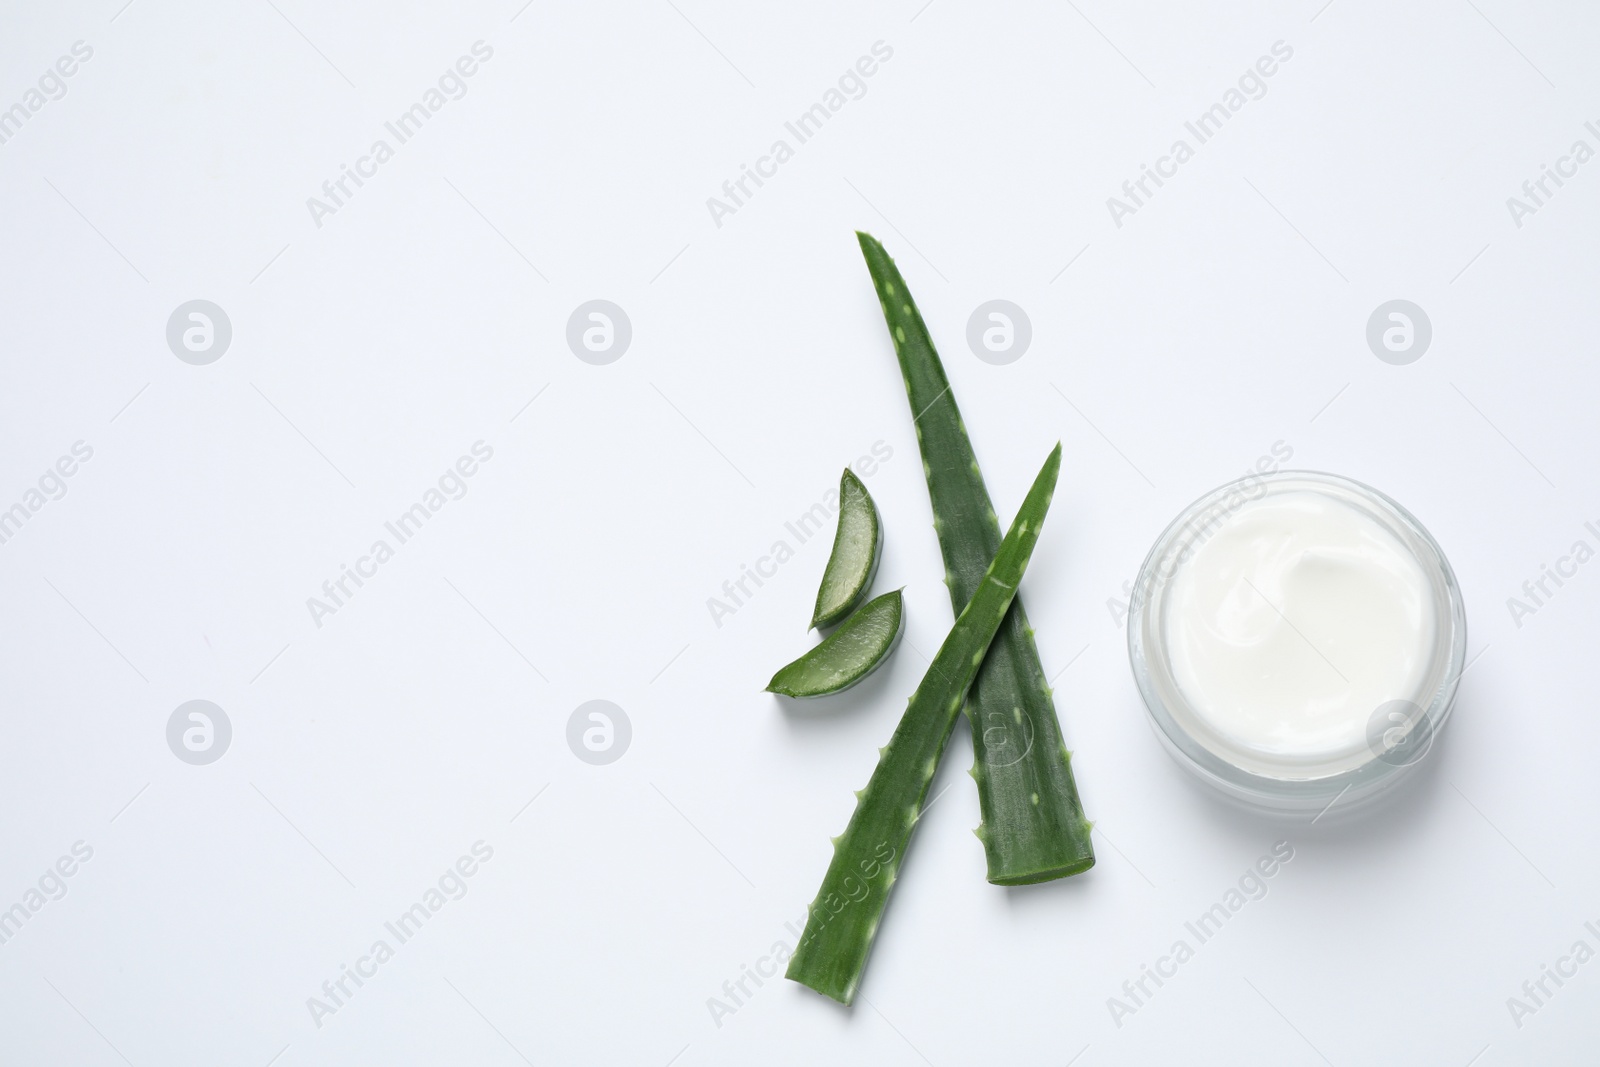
<box><xmin>1034</xmin><ymin>443</ymin><xmax>1063</xmax><ymax>494</ymax></box>
<box><xmin>856</xmin><ymin>231</ymin><xmax>892</xmax><ymax>269</ymax></box>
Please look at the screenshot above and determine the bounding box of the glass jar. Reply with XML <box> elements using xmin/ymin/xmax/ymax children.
<box><xmin>1127</xmin><ymin>470</ymin><xmax>1467</xmax><ymax>817</ymax></box>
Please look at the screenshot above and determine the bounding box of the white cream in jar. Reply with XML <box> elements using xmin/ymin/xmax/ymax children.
<box><xmin>1129</xmin><ymin>472</ymin><xmax>1466</xmax><ymax>813</ymax></box>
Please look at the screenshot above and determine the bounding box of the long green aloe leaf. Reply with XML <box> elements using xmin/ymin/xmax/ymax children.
<box><xmin>856</xmin><ymin>232</ymin><xmax>1094</xmax><ymax>886</ymax></box>
<box><xmin>786</xmin><ymin>444</ymin><xmax>1061</xmax><ymax>1004</ymax></box>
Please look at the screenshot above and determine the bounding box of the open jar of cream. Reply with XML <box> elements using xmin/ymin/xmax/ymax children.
<box><xmin>1128</xmin><ymin>471</ymin><xmax>1466</xmax><ymax>816</ymax></box>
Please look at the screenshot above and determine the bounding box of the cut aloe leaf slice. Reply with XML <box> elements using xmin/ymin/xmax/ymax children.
<box><xmin>767</xmin><ymin>590</ymin><xmax>903</xmax><ymax>698</ymax></box>
<box><xmin>811</xmin><ymin>469</ymin><xmax>883</xmax><ymax>629</ymax></box>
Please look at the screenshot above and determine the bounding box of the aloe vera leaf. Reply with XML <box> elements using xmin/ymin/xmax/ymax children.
<box><xmin>768</xmin><ymin>590</ymin><xmax>903</xmax><ymax>698</ymax></box>
<box><xmin>811</xmin><ymin>469</ymin><xmax>884</xmax><ymax>629</ymax></box>
<box><xmin>856</xmin><ymin>231</ymin><xmax>1094</xmax><ymax>886</ymax></box>
<box><xmin>786</xmin><ymin>445</ymin><xmax>1061</xmax><ymax>1004</ymax></box>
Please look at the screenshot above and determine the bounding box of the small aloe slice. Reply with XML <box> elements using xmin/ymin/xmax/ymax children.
<box><xmin>811</xmin><ymin>469</ymin><xmax>883</xmax><ymax>629</ymax></box>
<box><xmin>767</xmin><ymin>590</ymin><xmax>903</xmax><ymax>698</ymax></box>
<box><xmin>787</xmin><ymin>444</ymin><xmax>1061</xmax><ymax>1004</ymax></box>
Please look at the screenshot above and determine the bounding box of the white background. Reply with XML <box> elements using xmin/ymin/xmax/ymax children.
<box><xmin>1</xmin><ymin>1</ymin><xmax>1597</xmax><ymax>1064</ymax></box>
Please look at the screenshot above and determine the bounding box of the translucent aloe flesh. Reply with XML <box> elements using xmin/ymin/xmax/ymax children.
<box><xmin>856</xmin><ymin>232</ymin><xmax>1094</xmax><ymax>886</ymax></box>
<box><xmin>811</xmin><ymin>469</ymin><xmax>883</xmax><ymax>629</ymax></box>
<box><xmin>786</xmin><ymin>445</ymin><xmax>1061</xmax><ymax>1004</ymax></box>
<box><xmin>767</xmin><ymin>590</ymin><xmax>903</xmax><ymax>698</ymax></box>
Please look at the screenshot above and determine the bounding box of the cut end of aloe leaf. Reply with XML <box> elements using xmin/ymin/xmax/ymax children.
<box><xmin>767</xmin><ymin>590</ymin><xmax>903</xmax><ymax>698</ymax></box>
<box><xmin>988</xmin><ymin>854</ymin><xmax>1095</xmax><ymax>887</ymax></box>
<box><xmin>810</xmin><ymin>468</ymin><xmax>883</xmax><ymax>630</ymax></box>
<box><xmin>786</xmin><ymin>944</ymin><xmax>858</xmax><ymax>1004</ymax></box>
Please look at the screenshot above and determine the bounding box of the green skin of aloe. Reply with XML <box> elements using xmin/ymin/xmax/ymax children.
<box><xmin>857</xmin><ymin>232</ymin><xmax>1094</xmax><ymax>886</ymax></box>
<box><xmin>811</xmin><ymin>468</ymin><xmax>883</xmax><ymax>630</ymax></box>
<box><xmin>766</xmin><ymin>589</ymin><xmax>903</xmax><ymax>698</ymax></box>
<box><xmin>787</xmin><ymin>445</ymin><xmax>1062</xmax><ymax>1004</ymax></box>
